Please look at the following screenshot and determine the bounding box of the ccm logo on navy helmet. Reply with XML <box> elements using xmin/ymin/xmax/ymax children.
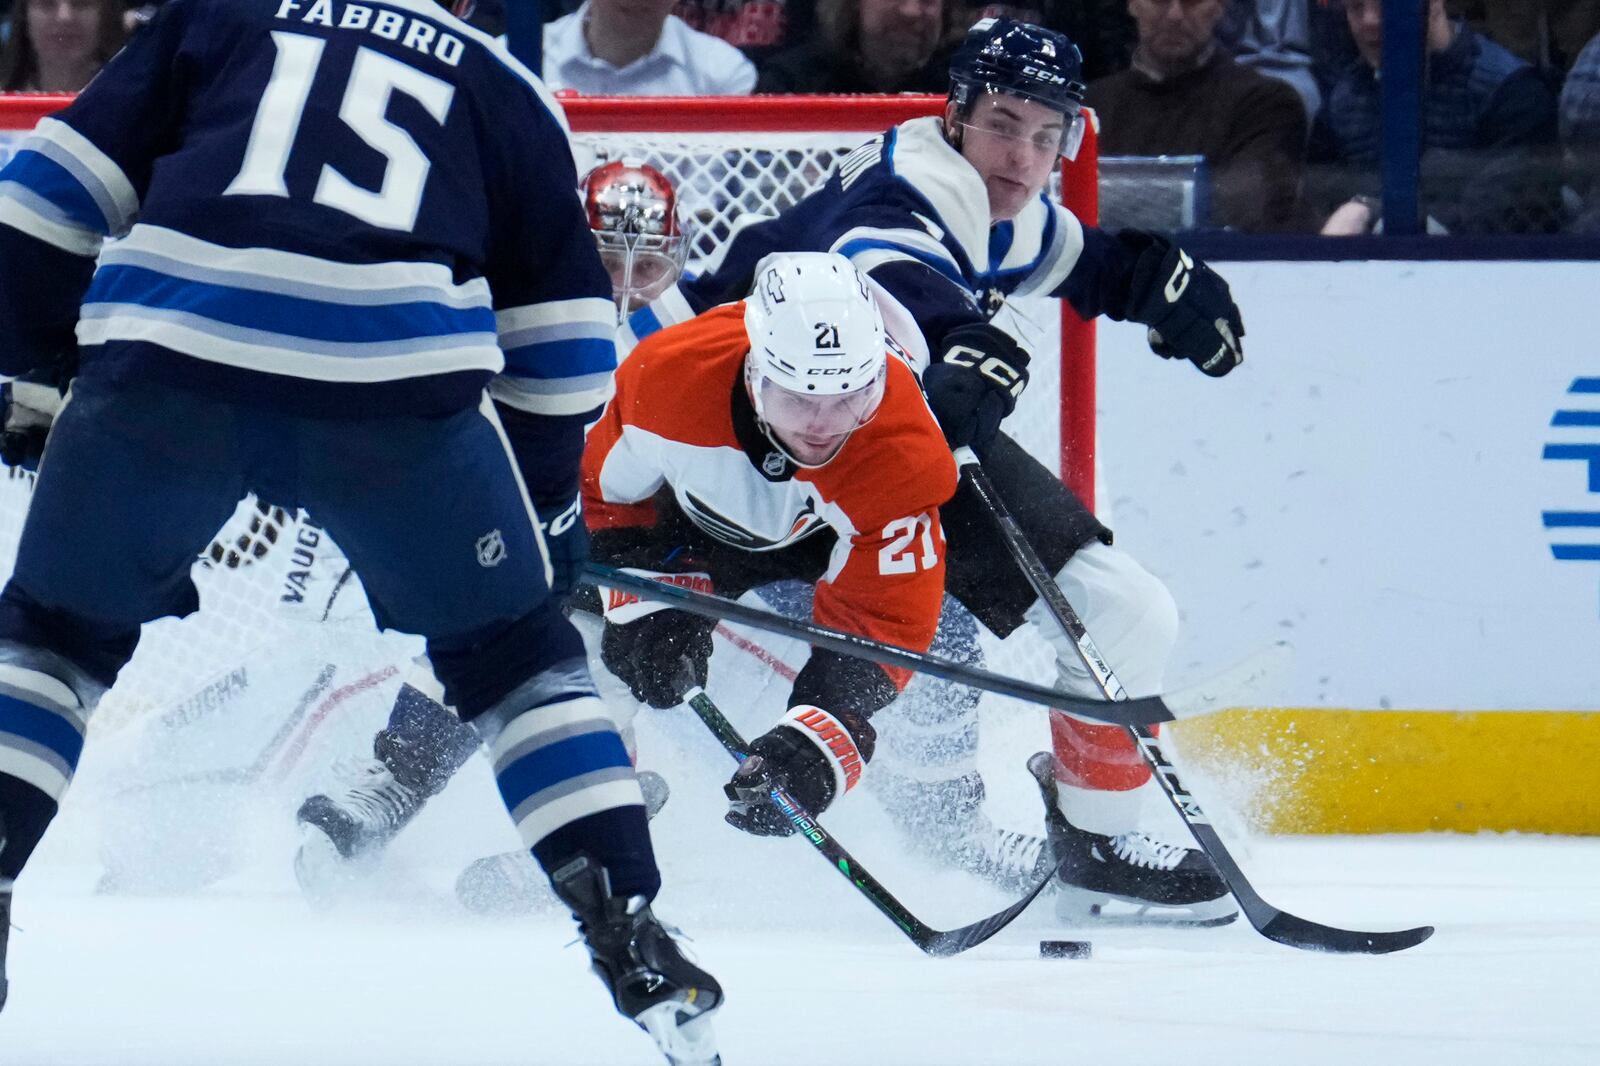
<box><xmin>1021</xmin><ymin>65</ymin><xmax>1068</xmax><ymax>85</ymax></box>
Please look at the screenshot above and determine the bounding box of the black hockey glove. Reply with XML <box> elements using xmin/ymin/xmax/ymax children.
<box><xmin>725</xmin><ymin>706</ymin><xmax>872</xmax><ymax>836</ymax></box>
<box><xmin>921</xmin><ymin>324</ymin><xmax>1031</xmax><ymax>452</ymax></box>
<box><xmin>534</xmin><ymin>494</ymin><xmax>587</xmax><ymax>602</ymax></box>
<box><xmin>599</xmin><ymin>568</ymin><xmax>717</xmax><ymax>709</ymax></box>
<box><xmin>1124</xmin><ymin>232</ymin><xmax>1244</xmax><ymax>377</ymax></box>
<box><xmin>0</xmin><ymin>371</ymin><xmax>66</xmax><ymax>471</ymax></box>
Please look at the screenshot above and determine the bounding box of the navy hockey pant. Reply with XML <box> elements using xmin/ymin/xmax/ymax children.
<box><xmin>0</xmin><ymin>378</ymin><xmax>655</xmax><ymax>895</ymax></box>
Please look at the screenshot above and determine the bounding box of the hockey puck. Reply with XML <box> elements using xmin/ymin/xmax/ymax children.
<box><xmin>1039</xmin><ymin>939</ymin><xmax>1092</xmax><ymax>960</ymax></box>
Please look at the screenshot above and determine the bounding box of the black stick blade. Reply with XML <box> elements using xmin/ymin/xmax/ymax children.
<box><xmin>917</xmin><ymin>871</ymin><xmax>1059</xmax><ymax>957</ymax></box>
<box><xmin>1258</xmin><ymin>911</ymin><xmax>1435</xmax><ymax>955</ymax></box>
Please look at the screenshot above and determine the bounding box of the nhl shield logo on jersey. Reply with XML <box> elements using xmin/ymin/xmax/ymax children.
<box><xmin>762</xmin><ymin>450</ymin><xmax>789</xmax><ymax>478</ymax></box>
<box><xmin>476</xmin><ymin>529</ymin><xmax>507</xmax><ymax>567</ymax></box>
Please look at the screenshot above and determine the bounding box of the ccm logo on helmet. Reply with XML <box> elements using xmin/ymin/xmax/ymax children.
<box><xmin>1021</xmin><ymin>65</ymin><xmax>1067</xmax><ymax>84</ymax></box>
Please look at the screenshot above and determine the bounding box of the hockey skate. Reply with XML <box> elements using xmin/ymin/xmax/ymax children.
<box><xmin>552</xmin><ymin>854</ymin><xmax>722</xmax><ymax>1066</ymax></box>
<box><xmin>1025</xmin><ymin>754</ymin><xmax>1236</xmax><ymax>926</ymax></box>
<box><xmin>294</xmin><ymin>757</ymin><xmax>425</xmax><ymax>896</ymax></box>
<box><xmin>1050</xmin><ymin>821</ymin><xmax>1237</xmax><ymax>927</ymax></box>
<box><xmin>456</xmin><ymin>770</ymin><xmax>671</xmax><ymax>915</ymax></box>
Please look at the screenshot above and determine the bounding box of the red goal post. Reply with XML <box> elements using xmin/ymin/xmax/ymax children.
<box><xmin>0</xmin><ymin>91</ymin><xmax>1097</xmax><ymax>504</ymax></box>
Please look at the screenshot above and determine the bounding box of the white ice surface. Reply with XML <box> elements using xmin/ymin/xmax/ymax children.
<box><xmin>0</xmin><ymin>648</ymin><xmax>1596</xmax><ymax>1065</ymax></box>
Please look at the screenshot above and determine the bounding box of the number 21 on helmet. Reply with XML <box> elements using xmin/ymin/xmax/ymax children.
<box><xmin>743</xmin><ymin>252</ymin><xmax>889</xmax><ymax>469</ymax></box>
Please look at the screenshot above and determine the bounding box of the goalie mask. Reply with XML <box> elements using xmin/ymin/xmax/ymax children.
<box><xmin>743</xmin><ymin>253</ymin><xmax>888</xmax><ymax>468</ymax></box>
<box><xmin>583</xmin><ymin>161</ymin><xmax>690</xmax><ymax>313</ymax></box>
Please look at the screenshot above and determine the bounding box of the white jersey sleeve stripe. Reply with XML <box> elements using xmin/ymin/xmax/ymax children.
<box><xmin>27</xmin><ymin>118</ymin><xmax>139</xmax><ymax>234</ymax></box>
<box><xmin>1011</xmin><ymin>203</ymin><xmax>1086</xmax><ymax>298</ymax></box>
<box><xmin>490</xmin><ymin>372</ymin><xmax>614</xmax><ymax>416</ymax></box>
<box><xmin>0</xmin><ymin>189</ymin><xmax>103</xmax><ymax>256</ymax></box>
<box><xmin>495</xmin><ymin>296</ymin><xmax>616</xmax><ymax>336</ymax></box>
<box><xmin>77</xmin><ymin>308</ymin><xmax>502</xmax><ymax>382</ymax></box>
<box><xmin>832</xmin><ymin>224</ymin><xmax>958</xmax><ymax>268</ymax></box>
<box><xmin>107</xmin><ymin>224</ymin><xmax>490</xmax><ymax>302</ymax></box>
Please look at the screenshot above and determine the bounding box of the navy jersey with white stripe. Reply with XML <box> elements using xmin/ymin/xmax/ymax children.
<box><xmin>0</xmin><ymin>0</ymin><xmax>615</xmax><ymax>425</ymax></box>
<box><xmin>627</xmin><ymin>116</ymin><xmax>1143</xmax><ymax>365</ymax></box>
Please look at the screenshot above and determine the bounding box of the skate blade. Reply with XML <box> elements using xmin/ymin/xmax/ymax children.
<box><xmin>636</xmin><ymin>1000</ymin><xmax>721</xmax><ymax>1066</ymax></box>
<box><xmin>454</xmin><ymin>851</ymin><xmax>557</xmax><ymax>916</ymax></box>
<box><xmin>1053</xmin><ymin>884</ymin><xmax>1239</xmax><ymax>928</ymax></box>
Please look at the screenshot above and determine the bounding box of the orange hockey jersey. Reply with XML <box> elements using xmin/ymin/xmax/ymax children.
<box><xmin>582</xmin><ymin>302</ymin><xmax>958</xmax><ymax>686</ymax></box>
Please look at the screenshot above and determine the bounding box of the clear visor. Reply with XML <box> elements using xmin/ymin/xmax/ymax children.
<box><xmin>956</xmin><ymin>94</ymin><xmax>1087</xmax><ymax>161</ymax></box>
<box><xmin>753</xmin><ymin>365</ymin><xmax>886</xmax><ymax>465</ymax></box>
<box><xmin>596</xmin><ymin>231</ymin><xmax>687</xmax><ymax>312</ymax></box>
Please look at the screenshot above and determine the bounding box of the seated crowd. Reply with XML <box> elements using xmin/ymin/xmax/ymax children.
<box><xmin>2</xmin><ymin>0</ymin><xmax>1599</xmax><ymax>234</ymax></box>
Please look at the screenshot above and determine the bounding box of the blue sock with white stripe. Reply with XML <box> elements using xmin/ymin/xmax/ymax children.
<box><xmin>480</xmin><ymin>687</ymin><xmax>659</xmax><ymax>901</ymax></box>
<box><xmin>0</xmin><ymin>661</ymin><xmax>88</xmax><ymax>880</ymax></box>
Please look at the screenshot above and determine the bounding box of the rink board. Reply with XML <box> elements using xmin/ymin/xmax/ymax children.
<box><xmin>1095</xmin><ymin>259</ymin><xmax>1600</xmax><ymax>835</ymax></box>
<box><xmin>1172</xmin><ymin>708</ymin><xmax>1600</xmax><ymax>834</ymax></box>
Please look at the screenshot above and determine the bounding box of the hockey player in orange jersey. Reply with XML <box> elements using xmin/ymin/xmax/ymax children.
<box><xmin>585</xmin><ymin>251</ymin><xmax>959</xmax><ymax>831</ymax></box>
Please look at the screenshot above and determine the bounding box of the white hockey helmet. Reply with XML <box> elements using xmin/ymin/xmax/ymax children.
<box><xmin>743</xmin><ymin>252</ymin><xmax>889</xmax><ymax>468</ymax></box>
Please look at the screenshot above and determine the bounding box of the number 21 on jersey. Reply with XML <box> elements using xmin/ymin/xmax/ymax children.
<box><xmin>878</xmin><ymin>511</ymin><xmax>941</xmax><ymax>575</ymax></box>
<box><xmin>226</xmin><ymin>31</ymin><xmax>454</xmax><ymax>232</ymax></box>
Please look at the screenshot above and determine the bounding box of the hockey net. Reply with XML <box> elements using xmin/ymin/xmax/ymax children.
<box><xmin>0</xmin><ymin>93</ymin><xmax>1096</xmax><ymax>728</ymax></box>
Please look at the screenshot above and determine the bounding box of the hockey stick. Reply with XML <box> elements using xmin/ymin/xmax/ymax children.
<box><xmin>956</xmin><ymin>448</ymin><xmax>1434</xmax><ymax>955</ymax></box>
<box><xmin>682</xmin><ymin>684</ymin><xmax>1060</xmax><ymax>957</ymax></box>
<box><xmin>584</xmin><ymin>563</ymin><xmax>1174</xmax><ymax>727</ymax></box>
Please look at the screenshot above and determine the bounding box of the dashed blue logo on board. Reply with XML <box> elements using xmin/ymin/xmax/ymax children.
<box><xmin>1542</xmin><ymin>376</ymin><xmax>1600</xmax><ymax>613</ymax></box>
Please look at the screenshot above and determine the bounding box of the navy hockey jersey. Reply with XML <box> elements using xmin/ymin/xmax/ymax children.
<box><xmin>0</xmin><ymin>0</ymin><xmax>614</xmax><ymax>421</ymax></box>
<box><xmin>625</xmin><ymin>116</ymin><xmax>1143</xmax><ymax>366</ymax></box>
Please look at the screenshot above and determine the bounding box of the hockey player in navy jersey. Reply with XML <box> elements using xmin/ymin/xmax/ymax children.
<box><xmin>624</xmin><ymin>17</ymin><xmax>1246</xmax><ymax>928</ymax></box>
<box><xmin>291</xmin><ymin>161</ymin><xmax>696</xmax><ymax>888</ymax></box>
<box><xmin>0</xmin><ymin>2</ymin><xmax>722</xmax><ymax>1059</ymax></box>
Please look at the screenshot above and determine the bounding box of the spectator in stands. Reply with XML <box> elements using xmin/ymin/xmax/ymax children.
<box><xmin>945</xmin><ymin>2</ymin><xmax>1134</xmax><ymax>80</ymax></box>
<box><xmin>543</xmin><ymin>0</ymin><xmax>758</xmax><ymax>95</ymax></box>
<box><xmin>756</xmin><ymin>0</ymin><xmax>951</xmax><ymax>92</ymax></box>
<box><xmin>673</xmin><ymin>0</ymin><xmax>815</xmax><ymax>62</ymax></box>
<box><xmin>1313</xmin><ymin>0</ymin><xmax>1561</xmax><ymax>235</ymax></box>
<box><xmin>0</xmin><ymin>0</ymin><xmax>125</xmax><ymax>92</ymax></box>
<box><xmin>1218</xmin><ymin>0</ymin><xmax>1319</xmax><ymax>122</ymax></box>
<box><xmin>1089</xmin><ymin>0</ymin><xmax>1308</xmax><ymax>232</ymax></box>
<box><xmin>1448</xmin><ymin>1</ymin><xmax>1600</xmax><ymax>76</ymax></box>
<box><xmin>1559</xmin><ymin>30</ymin><xmax>1600</xmax><ymax>231</ymax></box>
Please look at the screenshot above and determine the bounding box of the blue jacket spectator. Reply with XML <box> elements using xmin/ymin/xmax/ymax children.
<box><xmin>1559</xmin><ymin>30</ymin><xmax>1600</xmax><ymax>231</ymax></box>
<box><xmin>1312</xmin><ymin>0</ymin><xmax>1560</xmax><ymax>234</ymax></box>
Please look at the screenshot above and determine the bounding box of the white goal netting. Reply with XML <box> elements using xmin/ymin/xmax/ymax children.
<box><xmin>0</xmin><ymin>94</ymin><xmax>1087</xmax><ymax>733</ymax></box>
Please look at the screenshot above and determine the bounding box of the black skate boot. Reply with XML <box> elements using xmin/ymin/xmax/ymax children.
<box><xmin>552</xmin><ymin>855</ymin><xmax>722</xmax><ymax>1066</ymax></box>
<box><xmin>456</xmin><ymin>771</ymin><xmax>671</xmax><ymax>916</ymax></box>
<box><xmin>1051</xmin><ymin>820</ymin><xmax>1237</xmax><ymax>926</ymax></box>
<box><xmin>294</xmin><ymin>757</ymin><xmax>427</xmax><ymax>896</ymax></box>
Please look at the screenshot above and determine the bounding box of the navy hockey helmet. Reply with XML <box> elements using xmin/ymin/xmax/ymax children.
<box><xmin>949</xmin><ymin>18</ymin><xmax>1088</xmax><ymax>159</ymax></box>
